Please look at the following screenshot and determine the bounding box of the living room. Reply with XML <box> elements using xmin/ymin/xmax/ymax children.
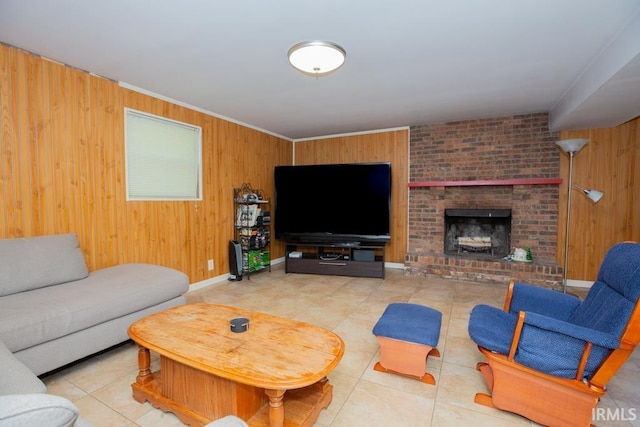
<box><xmin>1</xmin><ymin>2</ymin><xmax>640</xmax><ymax>426</ymax></box>
<box><xmin>1</xmin><ymin>42</ymin><xmax>637</xmax><ymax>291</ymax></box>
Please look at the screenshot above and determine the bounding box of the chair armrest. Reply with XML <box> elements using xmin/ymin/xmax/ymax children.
<box><xmin>507</xmin><ymin>283</ymin><xmax>581</xmax><ymax>321</ymax></box>
<box><xmin>523</xmin><ymin>312</ymin><xmax>620</xmax><ymax>349</ymax></box>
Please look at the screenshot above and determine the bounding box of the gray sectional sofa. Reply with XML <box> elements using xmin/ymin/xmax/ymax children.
<box><xmin>0</xmin><ymin>233</ymin><xmax>190</xmax><ymax>426</ymax></box>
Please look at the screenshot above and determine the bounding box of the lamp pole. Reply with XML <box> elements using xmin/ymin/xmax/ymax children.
<box><xmin>556</xmin><ymin>138</ymin><xmax>589</xmax><ymax>294</ymax></box>
<box><xmin>562</xmin><ymin>150</ymin><xmax>575</xmax><ymax>293</ymax></box>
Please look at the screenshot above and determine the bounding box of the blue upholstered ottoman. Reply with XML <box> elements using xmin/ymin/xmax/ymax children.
<box><xmin>372</xmin><ymin>303</ymin><xmax>442</xmax><ymax>384</ymax></box>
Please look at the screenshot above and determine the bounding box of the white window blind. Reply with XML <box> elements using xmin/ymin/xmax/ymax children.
<box><xmin>125</xmin><ymin>109</ymin><xmax>202</xmax><ymax>200</ymax></box>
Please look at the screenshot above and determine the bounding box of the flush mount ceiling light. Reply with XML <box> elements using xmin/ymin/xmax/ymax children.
<box><xmin>288</xmin><ymin>41</ymin><xmax>346</xmax><ymax>76</ymax></box>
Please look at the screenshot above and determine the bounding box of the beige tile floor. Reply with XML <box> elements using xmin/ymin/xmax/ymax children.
<box><xmin>42</xmin><ymin>265</ymin><xmax>640</xmax><ymax>426</ymax></box>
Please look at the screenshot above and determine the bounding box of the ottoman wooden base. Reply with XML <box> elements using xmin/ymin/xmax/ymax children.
<box><xmin>374</xmin><ymin>336</ymin><xmax>440</xmax><ymax>384</ymax></box>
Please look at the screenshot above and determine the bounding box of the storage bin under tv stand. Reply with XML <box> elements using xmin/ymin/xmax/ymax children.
<box><xmin>285</xmin><ymin>242</ymin><xmax>385</xmax><ymax>279</ymax></box>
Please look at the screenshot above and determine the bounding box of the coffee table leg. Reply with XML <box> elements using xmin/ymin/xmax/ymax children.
<box><xmin>136</xmin><ymin>345</ymin><xmax>154</xmax><ymax>385</ymax></box>
<box><xmin>264</xmin><ymin>389</ymin><xmax>285</xmax><ymax>427</ymax></box>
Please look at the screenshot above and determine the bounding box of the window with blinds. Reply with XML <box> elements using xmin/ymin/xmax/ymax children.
<box><xmin>125</xmin><ymin>108</ymin><xmax>202</xmax><ymax>201</ymax></box>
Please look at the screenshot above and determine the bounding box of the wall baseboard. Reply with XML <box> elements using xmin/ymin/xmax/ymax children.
<box><xmin>187</xmin><ymin>274</ymin><xmax>229</xmax><ymax>292</ymax></box>
<box><xmin>386</xmin><ymin>262</ymin><xmax>404</xmax><ymax>269</ymax></box>
<box><xmin>187</xmin><ymin>257</ymin><xmax>286</xmax><ymax>292</ymax></box>
<box><xmin>187</xmin><ymin>257</ymin><xmax>403</xmax><ymax>293</ymax></box>
<box><xmin>567</xmin><ymin>279</ymin><xmax>594</xmax><ymax>289</ymax></box>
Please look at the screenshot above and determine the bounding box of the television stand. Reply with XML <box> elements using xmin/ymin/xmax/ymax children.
<box><xmin>285</xmin><ymin>242</ymin><xmax>385</xmax><ymax>279</ymax></box>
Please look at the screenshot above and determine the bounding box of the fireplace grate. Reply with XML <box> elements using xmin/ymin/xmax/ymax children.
<box><xmin>457</xmin><ymin>237</ymin><xmax>494</xmax><ymax>255</ymax></box>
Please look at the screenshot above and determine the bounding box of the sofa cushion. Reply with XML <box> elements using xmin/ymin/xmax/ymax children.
<box><xmin>0</xmin><ymin>263</ymin><xmax>189</xmax><ymax>352</ymax></box>
<box><xmin>0</xmin><ymin>234</ymin><xmax>88</xmax><ymax>297</ymax></box>
<box><xmin>0</xmin><ymin>394</ymin><xmax>79</xmax><ymax>427</ymax></box>
<box><xmin>0</xmin><ymin>339</ymin><xmax>46</xmax><ymax>395</ymax></box>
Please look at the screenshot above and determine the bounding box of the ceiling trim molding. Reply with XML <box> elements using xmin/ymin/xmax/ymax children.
<box><xmin>293</xmin><ymin>126</ymin><xmax>410</xmax><ymax>143</ymax></box>
<box><xmin>118</xmin><ymin>82</ymin><xmax>293</xmax><ymax>142</ymax></box>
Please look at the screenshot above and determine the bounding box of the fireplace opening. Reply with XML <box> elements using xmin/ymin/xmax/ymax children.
<box><xmin>444</xmin><ymin>209</ymin><xmax>511</xmax><ymax>258</ymax></box>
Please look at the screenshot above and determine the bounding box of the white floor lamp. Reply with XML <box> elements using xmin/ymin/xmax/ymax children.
<box><xmin>556</xmin><ymin>138</ymin><xmax>604</xmax><ymax>293</ymax></box>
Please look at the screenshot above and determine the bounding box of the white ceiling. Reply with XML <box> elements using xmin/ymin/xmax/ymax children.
<box><xmin>1</xmin><ymin>0</ymin><xmax>639</xmax><ymax>140</ymax></box>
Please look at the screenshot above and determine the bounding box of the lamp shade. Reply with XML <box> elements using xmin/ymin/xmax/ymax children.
<box><xmin>288</xmin><ymin>41</ymin><xmax>346</xmax><ymax>76</ymax></box>
<box><xmin>585</xmin><ymin>189</ymin><xmax>604</xmax><ymax>203</ymax></box>
<box><xmin>574</xmin><ymin>185</ymin><xmax>604</xmax><ymax>203</ymax></box>
<box><xmin>556</xmin><ymin>138</ymin><xmax>589</xmax><ymax>154</ymax></box>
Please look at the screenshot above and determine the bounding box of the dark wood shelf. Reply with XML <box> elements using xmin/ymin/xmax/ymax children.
<box><xmin>285</xmin><ymin>242</ymin><xmax>385</xmax><ymax>279</ymax></box>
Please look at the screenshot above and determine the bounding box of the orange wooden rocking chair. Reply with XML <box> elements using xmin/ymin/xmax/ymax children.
<box><xmin>468</xmin><ymin>242</ymin><xmax>640</xmax><ymax>427</ymax></box>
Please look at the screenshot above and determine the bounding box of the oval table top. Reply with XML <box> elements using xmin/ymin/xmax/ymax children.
<box><xmin>128</xmin><ymin>303</ymin><xmax>345</xmax><ymax>390</ymax></box>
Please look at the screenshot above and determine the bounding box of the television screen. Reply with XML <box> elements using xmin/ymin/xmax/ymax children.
<box><xmin>274</xmin><ymin>162</ymin><xmax>391</xmax><ymax>243</ymax></box>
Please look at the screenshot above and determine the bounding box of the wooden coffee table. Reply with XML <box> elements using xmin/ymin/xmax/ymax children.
<box><xmin>127</xmin><ymin>303</ymin><xmax>344</xmax><ymax>427</ymax></box>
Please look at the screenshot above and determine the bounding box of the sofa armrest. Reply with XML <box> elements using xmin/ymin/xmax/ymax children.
<box><xmin>0</xmin><ymin>394</ymin><xmax>79</xmax><ymax>427</ymax></box>
<box><xmin>0</xmin><ymin>339</ymin><xmax>46</xmax><ymax>395</ymax></box>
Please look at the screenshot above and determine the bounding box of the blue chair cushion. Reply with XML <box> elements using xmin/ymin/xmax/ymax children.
<box><xmin>469</xmin><ymin>304</ymin><xmax>617</xmax><ymax>378</ymax></box>
<box><xmin>596</xmin><ymin>242</ymin><xmax>640</xmax><ymax>302</ymax></box>
<box><xmin>509</xmin><ymin>283</ymin><xmax>581</xmax><ymax>321</ymax></box>
<box><xmin>515</xmin><ymin>314</ymin><xmax>614</xmax><ymax>378</ymax></box>
<box><xmin>566</xmin><ymin>242</ymin><xmax>640</xmax><ymax>338</ymax></box>
<box><xmin>570</xmin><ymin>280</ymin><xmax>635</xmax><ymax>336</ymax></box>
<box><xmin>468</xmin><ymin>304</ymin><xmax>518</xmax><ymax>355</ymax></box>
<box><xmin>373</xmin><ymin>303</ymin><xmax>442</xmax><ymax>347</ymax></box>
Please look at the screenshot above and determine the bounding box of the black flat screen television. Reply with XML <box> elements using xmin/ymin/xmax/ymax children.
<box><xmin>274</xmin><ymin>162</ymin><xmax>391</xmax><ymax>244</ymax></box>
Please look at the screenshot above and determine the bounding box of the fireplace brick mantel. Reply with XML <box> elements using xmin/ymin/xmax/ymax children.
<box><xmin>408</xmin><ymin>178</ymin><xmax>562</xmax><ymax>187</ymax></box>
<box><xmin>406</xmin><ymin>113</ymin><xmax>563</xmax><ymax>288</ymax></box>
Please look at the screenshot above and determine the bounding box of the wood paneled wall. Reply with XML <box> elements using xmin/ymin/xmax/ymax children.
<box><xmin>0</xmin><ymin>44</ymin><xmax>292</xmax><ymax>284</ymax></box>
<box><xmin>6</xmin><ymin>41</ymin><xmax>634</xmax><ymax>284</ymax></box>
<box><xmin>557</xmin><ymin>118</ymin><xmax>640</xmax><ymax>280</ymax></box>
<box><xmin>294</xmin><ymin>130</ymin><xmax>409</xmax><ymax>263</ymax></box>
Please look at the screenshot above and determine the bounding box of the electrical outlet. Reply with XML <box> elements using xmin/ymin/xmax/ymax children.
<box><xmin>207</xmin><ymin>259</ymin><xmax>214</xmax><ymax>271</ymax></box>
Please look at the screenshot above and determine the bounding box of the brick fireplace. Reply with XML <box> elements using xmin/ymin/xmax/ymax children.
<box><xmin>405</xmin><ymin>113</ymin><xmax>563</xmax><ymax>288</ymax></box>
<box><xmin>444</xmin><ymin>208</ymin><xmax>511</xmax><ymax>258</ymax></box>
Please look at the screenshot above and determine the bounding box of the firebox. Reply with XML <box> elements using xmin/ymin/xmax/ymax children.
<box><xmin>444</xmin><ymin>209</ymin><xmax>511</xmax><ymax>258</ymax></box>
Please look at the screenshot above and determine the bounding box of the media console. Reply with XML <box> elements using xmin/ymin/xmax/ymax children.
<box><xmin>285</xmin><ymin>242</ymin><xmax>385</xmax><ymax>279</ymax></box>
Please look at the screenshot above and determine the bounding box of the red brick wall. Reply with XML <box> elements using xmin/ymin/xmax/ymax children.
<box><xmin>407</xmin><ymin>113</ymin><xmax>563</xmax><ymax>287</ymax></box>
<box><xmin>410</xmin><ymin>113</ymin><xmax>559</xmax><ymax>182</ymax></box>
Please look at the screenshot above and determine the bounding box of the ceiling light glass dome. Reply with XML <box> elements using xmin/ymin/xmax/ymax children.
<box><xmin>288</xmin><ymin>41</ymin><xmax>346</xmax><ymax>76</ymax></box>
